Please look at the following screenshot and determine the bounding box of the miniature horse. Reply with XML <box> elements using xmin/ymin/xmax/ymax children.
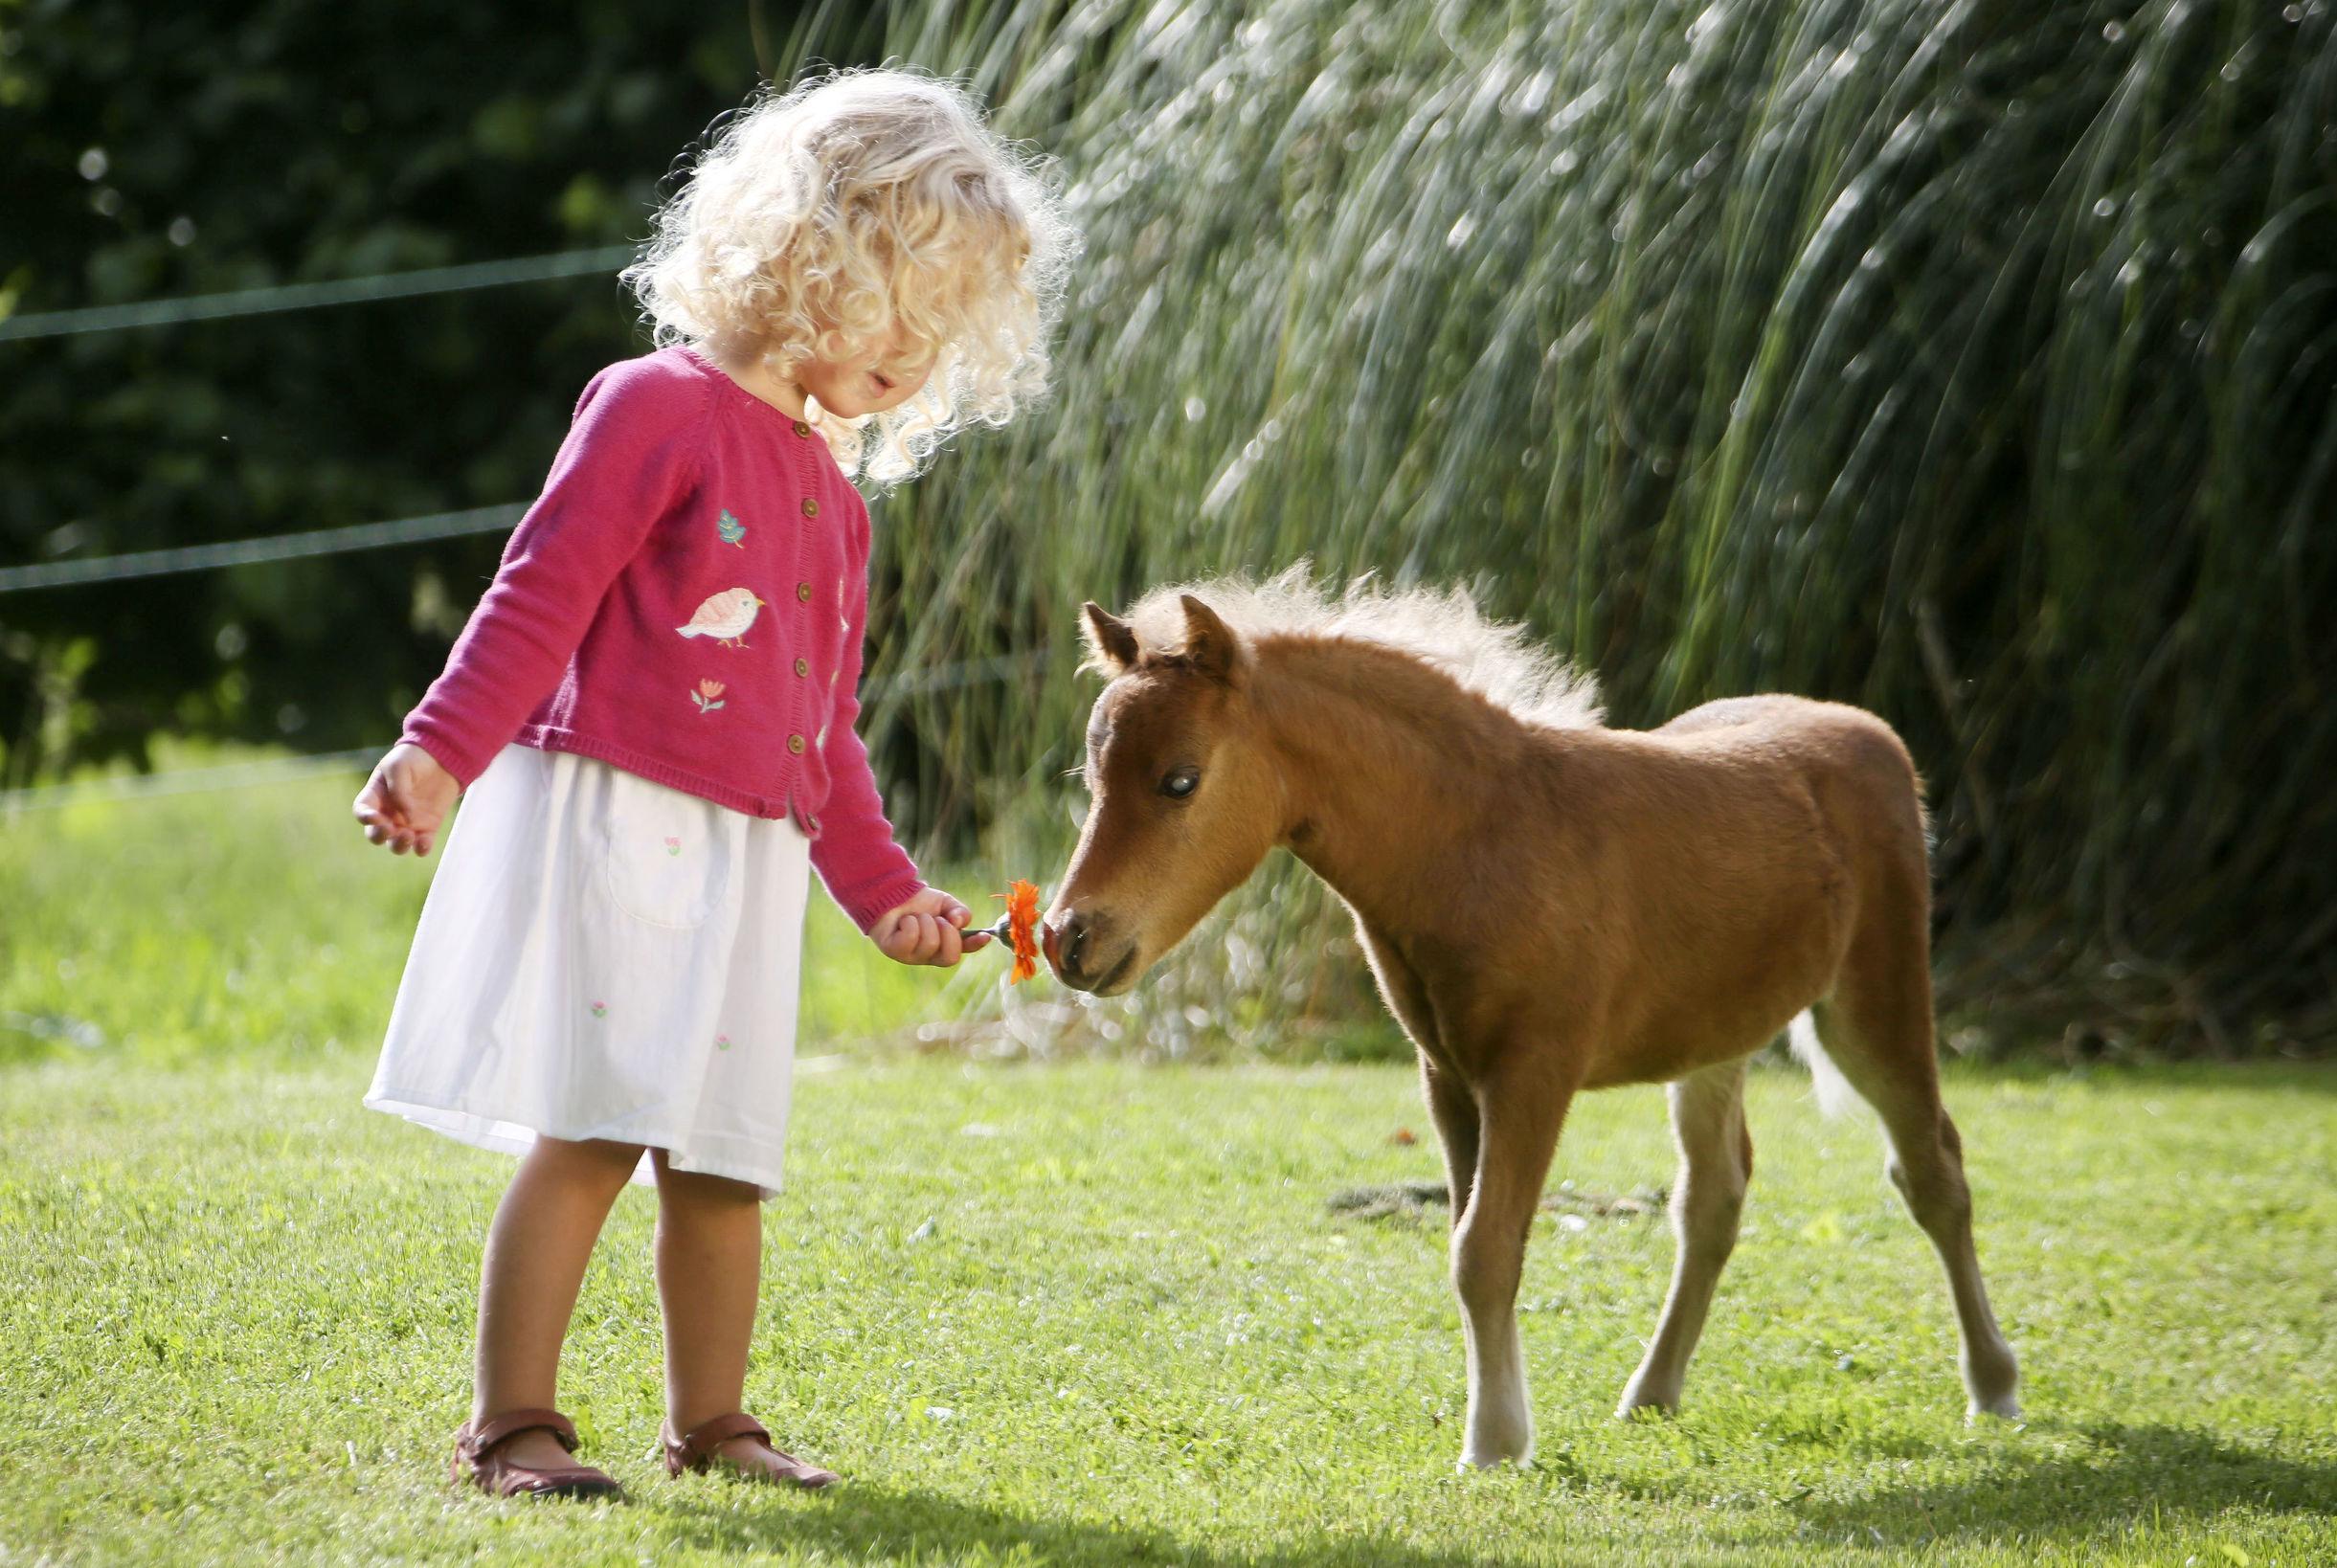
<box><xmin>1041</xmin><ymin>573</ymin><xmax>2019</xmax><ymax>1469</ymax></box>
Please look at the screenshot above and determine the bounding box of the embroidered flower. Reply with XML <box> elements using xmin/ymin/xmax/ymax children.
<box><xmin>692</xmin><ymin>679</ymin><xmax>727</xmax><ymax>715</ymax></box>
<box><xmin>714</xmin><ymin>1034</ymin><xmax>732</xmax><ymax>1051</ymax></box>
<box><xmin>664</xmin><ymin>836</ymin><xmax>682</xmax><ymax>856</ymax></box>
<box><xmin>717</xmin><ymin>509</ymin><xmax>747</xmax><ymax>549</ymax></box>
<box><xmin>590</xmin><ymin>1000</ymin><xmax>609</xmax><ymax>1019</ymax></box>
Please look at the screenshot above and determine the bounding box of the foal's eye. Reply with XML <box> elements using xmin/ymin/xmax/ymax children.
<box><xmin>1160</xmin><ymin>767</ymin><xmax>1200</xmax><ymax>799</ymax></box>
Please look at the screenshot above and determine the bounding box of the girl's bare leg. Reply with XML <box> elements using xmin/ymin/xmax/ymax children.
<box><xmin>653</xmin><ymin>1153</ymin><xmax>834</xmax><ymax>1483</ymax></box>
<box><xmin>470</xmin><ymin>1136</ymin><xmax>644</xmax><ymax>1468</ymax></box>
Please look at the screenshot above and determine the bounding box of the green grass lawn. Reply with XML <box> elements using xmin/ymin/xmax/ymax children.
<box><xmin>4</xmin><ymin>755</ymin><xmax>2335</xmax><ymax>1564</ymax></box>
<box><xmin>3</xmin><ymin>1055</ymin><xmax>2333</xmax><ymax>1565</ymax></box>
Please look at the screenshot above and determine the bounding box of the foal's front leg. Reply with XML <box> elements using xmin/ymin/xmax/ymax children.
<box><xmin>1450</xmin><ymin>1066</ymin><xmax>1572</xmax><ymax>1469</ymax></box>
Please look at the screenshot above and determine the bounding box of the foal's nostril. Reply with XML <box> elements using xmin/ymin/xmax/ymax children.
<box><xmin>1047</xmin><ymin>911</ymin><xmax>1105</xmax><ymax>985</ymax></box>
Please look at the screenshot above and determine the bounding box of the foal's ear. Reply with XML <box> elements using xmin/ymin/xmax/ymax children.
<box><xmin>1178</xmin><ymin>594</ymin><xmax>1247</xmax><ymax>685</ymax></box>
<box><xmin>1081</xmin><ymin>601</ymin><xmax>1140</xmax><ymax>676</ymax></box>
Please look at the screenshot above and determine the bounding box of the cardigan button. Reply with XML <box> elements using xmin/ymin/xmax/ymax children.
<box><xmin>803</xmin><ymin>813</ymin><xmax>821</xmax><ymax>834</ymax></box>
<box><xmin>800</xmin><ymin>496</ymin><xmax>820</xmax><ymax>519</ymax></box>
<box><xmin>791</xmin><ymin>419</ymin><xmax>811</xmax><ymax>437</ymax></box>
<box><xmin>796</xmin><ymin>582</ymin><xmax>813</xmax><ymax>603</ymax></box>
<box><xmin>794</xmin><ymin>657</ymin><xmax>810</xmax><ymax>677</ymax></box>
<box><xmin>787</xmin><ymin>733</ymin><xmax>806</xmax><ymax>755</ymax></box>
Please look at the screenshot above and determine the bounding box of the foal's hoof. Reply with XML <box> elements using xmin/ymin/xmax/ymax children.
<box><xmin>1455</xmin><ymin>1441</ymin><xmax>1535</xmax><ymax>1471</ymax></box>
<box><xmin>1613</xmin><ymin>1374</ymin><xmax>1681</xmax><ymax>1419</ymax></box>
<box><xmin>1966</xmin><ymin>1391</ymin><xmax>2023</xmax><ymax>1423</ymax></box>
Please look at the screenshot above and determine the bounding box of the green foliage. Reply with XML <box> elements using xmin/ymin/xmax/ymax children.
<box><xmin>820</xmin><ymin>0</ymin><xmax>2337</xmax><ymax>1049</ymax></box>
<box><xmin>0</xmin><ymin>1</ymin><xmax>766</xmax><ymax>773</ymax></box>
<box><xmin>4</xmin><ymin>1052</ymin><xmax>2334</xmax><ymax>1563</ymax></box>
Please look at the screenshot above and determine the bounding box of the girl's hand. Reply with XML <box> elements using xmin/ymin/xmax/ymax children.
<box><xmin>352</xmin><ymin>742</ymin><xmax>460</xmax><ymax>856</ymax></box>
<box><xmin>872</xmin><ymin>888</ymin><xmax>990</xmax><ymax>967</ymax></box>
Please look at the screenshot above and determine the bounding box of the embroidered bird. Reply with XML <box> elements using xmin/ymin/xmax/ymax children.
<box><xmin>717</xmin><ymin>510</ymin><xmax>747</xmax><ymax>548</ymax></box>
<box><xmin>676</xmin><ymin>587</ymin><xmax>766</xmax><ymax>648</ymax></box>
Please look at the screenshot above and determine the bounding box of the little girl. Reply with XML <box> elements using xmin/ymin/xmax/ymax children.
<box><xmin>351</xmin><ymin>69</ymin><xmax>1071</xmax><ymax>1499</ymax></box>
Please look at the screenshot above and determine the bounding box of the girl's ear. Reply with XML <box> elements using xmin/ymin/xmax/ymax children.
<box><xmin>1178</xmin><ymin>594</ymin><xmax>1247</xmax><ymax>686</ymax></box>
<box><xmin>1081</xmin><ymin>601</ymin><xmax>1140</xmax><ymax>676</ymax></box>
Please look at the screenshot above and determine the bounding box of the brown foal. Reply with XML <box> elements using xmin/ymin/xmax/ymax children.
<box><xmin>1043</xmin><ymin>573</ymin><xmax>2019</xmax><ymax>1469</ymax></box>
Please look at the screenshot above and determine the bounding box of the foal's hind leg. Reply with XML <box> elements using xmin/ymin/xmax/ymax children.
<box><xmin>1616</xmin><ymin>1060</ymin><xmax>1752</xmax><ymax>1417</ymax></box>
<box><xmin>1813</xmin><ymin>940</ymin><xmax>2021</xmax><ymax>1420</ymax></box>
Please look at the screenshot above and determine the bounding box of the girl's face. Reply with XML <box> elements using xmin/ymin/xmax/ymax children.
<box><xmin>794</xmin><ymin>327</ymin><xmax>936</xmax><ymax>420</ymax></box>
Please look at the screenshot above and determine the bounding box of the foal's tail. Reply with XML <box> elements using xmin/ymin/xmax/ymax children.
<box><xmin>1788</xmin><ymin>1011</ymin><xmax>1859</xmax><ymax>1119</ymax></box>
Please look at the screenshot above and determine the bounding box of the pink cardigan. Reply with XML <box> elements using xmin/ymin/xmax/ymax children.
<box><xmin>401</xmin><ymin>347</ymin><xmax>925</xmax><ymax>932</ymax></box>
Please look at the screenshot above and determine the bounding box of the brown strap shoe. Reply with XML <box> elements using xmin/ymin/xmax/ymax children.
<box><xmin>663</xmin><ymin>1412</ymin><xmax>838</xmax><ymax>1489</ymax></box>
<box><xmin>451</xmin><ymin>1407</ymin><xmax>622</xmax><ymax>1500</ymax></box>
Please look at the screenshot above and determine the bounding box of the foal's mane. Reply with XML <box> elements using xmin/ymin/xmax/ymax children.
<box><xmin>1123</xmin><ymin>566</ymin><xmax>1605</xmax><ymax>732</ymax></box>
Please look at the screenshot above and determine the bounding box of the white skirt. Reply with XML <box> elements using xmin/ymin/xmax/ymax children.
<box><xmin>365</xmin><ymin>743</ymin><xmax>810</xmax><ymax>1197</ymax></box>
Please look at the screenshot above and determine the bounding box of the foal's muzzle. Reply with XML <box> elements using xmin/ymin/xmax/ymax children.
<box><xmin>1046</xmin><ymin>909</ymin><xmax>1137</xmax><ymax>995</ymax></box>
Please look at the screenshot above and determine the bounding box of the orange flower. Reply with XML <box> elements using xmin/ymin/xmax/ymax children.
<box><xmin>998</xmin><ymin>879</ymin><xmax>1042</xmax><ymax>984</ymax></box>
<box><xmin>698</xmin><ymin>679</ymin><xmax>726</xmax><ymax>699</ymax></box>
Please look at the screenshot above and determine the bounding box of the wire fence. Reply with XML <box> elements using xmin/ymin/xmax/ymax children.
<box><xmin>1</xmin><ymin>242</ymin><xmax>644</xmax><ymax>591</ymax></box>
<box><xmin>0</xmin><ymin>245</ymin><xmax>634</xmax><ymax>343</ymax></box>
<box><xmin>0</xmin><ymin>504</ymin><xmax>527</xmax><ymax>594</ymax></box>
<box><xmin>2</xmin><ymin>245</ymin><xmax>622</xmax><ymax>589</ymax></box>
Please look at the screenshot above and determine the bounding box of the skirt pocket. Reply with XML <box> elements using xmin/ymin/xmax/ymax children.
<box><xmin>599</xmin><ymin>775</ymin><xmax>733</xmax><ymax>930</ymax></box>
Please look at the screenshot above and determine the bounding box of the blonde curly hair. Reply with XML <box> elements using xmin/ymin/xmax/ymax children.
<box><xmin>624</xmin><ymin>68</ymin><xmax>1075</xmax><ymax>488</ymax></box>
